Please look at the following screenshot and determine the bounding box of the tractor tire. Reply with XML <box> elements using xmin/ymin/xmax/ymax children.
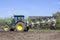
<box><xmin>3</xmin><ymin>24</ymin><xmax>10</xmax><ymax>31</ymax></box>
<box><xmin>15</xmin><ymin>22</ymin><xmax>26</xmax><ymax>31</ymax></box>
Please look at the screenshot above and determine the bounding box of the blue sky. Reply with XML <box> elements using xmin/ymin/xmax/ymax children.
<box><xmin>0</xmin><ymin>0</ymin><xmax>60</xmax><ymax>18</ymax></box>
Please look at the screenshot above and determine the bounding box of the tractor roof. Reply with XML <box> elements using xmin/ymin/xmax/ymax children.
<box><xmin>14</xmin><ymin>15</ymin><xmax>25</xmax><ymax>17</ymax></box>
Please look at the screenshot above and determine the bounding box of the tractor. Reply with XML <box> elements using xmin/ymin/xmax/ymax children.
<box><xmin>2</xmin><ymin>15</ymin><xmax>29</xmax><ymax>31</ymax></box>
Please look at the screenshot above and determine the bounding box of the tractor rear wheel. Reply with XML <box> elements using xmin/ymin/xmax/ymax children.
<box><xmin>3</xmin><ymin>24</ymin><xmax>10</xmax><ymax>31</ymax></box>
<box><xmin>15</xmin><ymin>22</ymin><xmax>26</xmax><ymax>31</ymax></box>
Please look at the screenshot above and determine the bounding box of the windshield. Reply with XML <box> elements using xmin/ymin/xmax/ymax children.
<box><xmin>14</xmin><ymin>17</ymin><xmax>24</xmax><ymax>22</ymax></box>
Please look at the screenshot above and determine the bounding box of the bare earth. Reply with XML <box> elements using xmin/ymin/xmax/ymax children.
<box><xmin>0</xmin><ymin>30</ymin><xmax>60</xmax><ymax>40</ymax></box>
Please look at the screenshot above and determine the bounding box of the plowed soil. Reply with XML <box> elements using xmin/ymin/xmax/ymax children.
<box><xmin>0</xmin><ymin>30</ymin><xmax>60</xmax><ymax>40</ymax></box>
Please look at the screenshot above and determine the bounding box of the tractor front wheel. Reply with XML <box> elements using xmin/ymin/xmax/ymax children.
<box><xmin>3</xmin><ymin>24</ymin><xmax>10</xmax><ymax>31</ymax></box>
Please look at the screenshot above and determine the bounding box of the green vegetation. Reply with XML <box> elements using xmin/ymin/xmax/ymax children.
<box><xmin>56</xmin><ymin>18</ymin><xmax>60</xmax><ymax>23</ymax></box>
<box><xmin>0</xmin><ymin>19</ymin><xmax>6</xmax><ymax>25</ymax></box>
<box><xmin>0</xmin><ymin>18</ymin><xmax>11</xmax><ymax>25</ymax></box>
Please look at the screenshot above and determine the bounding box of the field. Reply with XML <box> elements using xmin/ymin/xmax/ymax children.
<box><xmin>0</xmin><ymin>30</ymin><xmax>60</xmax><ymax>40</ymax></box>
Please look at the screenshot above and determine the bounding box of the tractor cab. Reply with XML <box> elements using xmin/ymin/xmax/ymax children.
<box><xmin>13</xmin><ymin>15</ymin><xmax>25</xmax><ymax>23</ymax></box>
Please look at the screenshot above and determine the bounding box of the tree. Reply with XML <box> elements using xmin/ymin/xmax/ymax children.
<box><xmin>53</xmin><ymin>12</ymin><xmax>60</xmax><ymax>17</ymax></box>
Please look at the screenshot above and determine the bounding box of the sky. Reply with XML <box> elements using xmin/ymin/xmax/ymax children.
<box><xmin>0</xmin><ymin>0</ymin><xmax>60</xmax><ymax>18</ymax></box>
